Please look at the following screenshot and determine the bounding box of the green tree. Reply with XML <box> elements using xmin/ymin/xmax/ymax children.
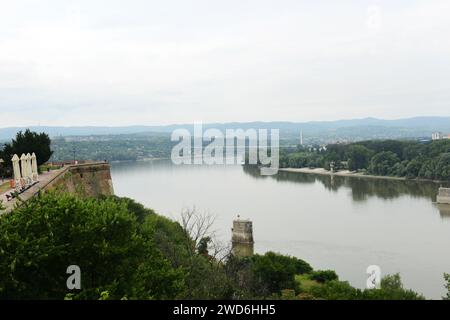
<box><xmin>357</xmin><ymin>140</ymin><xmax>406</xmax><ymax>159</ymax></box>
<box><xmin>1</xmin><ymin>129</ymin><xmax>53</xmax><ymax>168</ymax></box>
<box><xmin>347</xmin><ymin>145</ymin><xmax>372</xmax><ymax>171</ymax></box>
<box><xmin>323</xmin><ymin>152</ymin><xmax>342</xmax><ymax>171</ymax></box>
<box><xmin>248</xmin><ymin>252</ymin><xmax>302</xmax><ymax>296</ymax></box>
<box><xmin>141</xmin><ymin>209</ymin><xmax>234</xmax><ymax>299</ymax></box>
<box><xmin>309</xmin><ymin>270</ymin><xmax>339</xmax><ymax>283</ymax></box>
<box><xmin>309</xmin><ymin>280</ymin><xmax>361</xmax><ymax>300</ymax></box>
<box><xmin>362</xmin><ymin>273</ymin><xmax>424</xmax><ymax>300</ymax></box>
<box><xmin>368</xmin><ymin>151</ymin><xmax>400</xmax><ymax>176</ymax></box>
<box><xmin>197</xmin><ymin>237</ymin><xmax>211</xmax><ymax>256</ymax></box>
<box><xmin>294</xmin><ymin>258</ymin><xmax>313</xmax><ymax>275</ymax></box>
<box><xmin>405</xmin><ymin>158</ymin><xmax>423</xmax><ymax>178</ymax></box>
<box><xmin>402</xmin><ymin>143</ymin><xmax>424</xmax><ymax>161</ymax></box>
<box><xmin>0</xmin><ymin>192</ymin><xmax>185</xmax><ymax>299</ymax></box>
<box><xmin>434</xmin><ymin>153</ymin><xmax>450</xmax><ymax>181</ymax></box>
<box><xmin>306</xmin><ymin>273</ymin><xmax>424</xmax><ymax>300</ymax></box>
<box><xmin>427</xmin><ymin>140</ymin><xmax>450</xmax><ymax>158</ymax></box>
<box><xmin>418</xmin><ymin>158</ymin><xmax>438</xmax><ymax>180</ymax></box>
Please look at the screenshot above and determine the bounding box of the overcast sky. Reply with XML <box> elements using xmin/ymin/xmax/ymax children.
<box><xmin>0</xmin><ymin>0</ymin><xmax>449</xmax><ymax>127</ymax></box>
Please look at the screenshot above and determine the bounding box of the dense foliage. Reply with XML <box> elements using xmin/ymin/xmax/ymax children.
<box><xmin>0</xmin><ymin>192</ymin><xmax>434</xmax><ymax>300</ymax></box>
<box><xmin>225</xmin><ymin>252</ymin><xmax>312</xmax><ymax>297</ymax></box>
<box><xmin>0</xmin><ymin>193</ymin><xmax>185</xmax><ymax>299</ymax></box>
<box><xmin>280</xmin><ymin>139</ymin><xmax>450</xmax><ymax>181</ymax></box>
<box><xmin>305</xmin><ymin>273</ymin><xmax>425</xmax><ymax>300</ymax></box>
<box><xmin>309</xmin><ymin>270</ymin><xmax>339</xmax><ymax>283</ymax></box>
<box><xmin>0</xmin><ymin>192</ymin><xmax>292</xmax><ymax>300</ymax></box>
<box><xmin>0</xmin><ymin>130</ymin><xmax>53</xmax><ymax>177</ymax></box>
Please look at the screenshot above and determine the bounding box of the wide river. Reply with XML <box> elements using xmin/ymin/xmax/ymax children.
<box><xmin>111</xmin><ymin>160</ymin><xmax>450</xmax><ymax>299</ymax></box>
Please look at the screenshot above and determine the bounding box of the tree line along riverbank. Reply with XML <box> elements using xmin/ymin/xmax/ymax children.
<box><xmin>279</xmin><ymin>139</ymin><xmax>450</xmax><ymax>182</ymax></box>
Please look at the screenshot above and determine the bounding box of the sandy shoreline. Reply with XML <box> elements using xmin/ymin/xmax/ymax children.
<box><xmin>279</xmin><ymin>167</ymin><xmax>441</xmax><ymax>183</ymax></box>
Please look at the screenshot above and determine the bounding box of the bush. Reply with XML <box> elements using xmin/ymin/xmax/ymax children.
<box><xmin>444</xmin><ymin>273</ymin><xmax>450</xmax><ymax>300</ymax></box>
<box><xmin>294</xmin><ymin>258</ymin><xmax>313</xmax><ymax>275</ymax></box>
<box><xmin>228</xmin><ymin>252</ymin><xmax>306</xmax><ymax>297</ymax></box>
<box><xmin>309</xmin><ymin>280</ymin><xmax>361</xmax><ymax>300</ymax></box>
<box><xmin>309</xmin><ymin>270</ymin><xmax>339</xmax><ymax>283</ymax></box>
<box><xmin>305</xmin><ymin>273</ymin><xmax>424</xmax><ymax>300</ymax></box>
<box><xmin>0</xmin><ymin>192</ymin><xmax>186</xmax><ymax>299</ymax></box>
<box><xmin>362</xmin><ymin>273</ymin><xmax>424</xmax><ymax>300</ymax></box>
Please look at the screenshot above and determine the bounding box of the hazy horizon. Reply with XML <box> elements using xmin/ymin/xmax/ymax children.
<box><xmin>1</xmin><ymin>1</ymin><xmax>450</xmax><ymax>127</ymax></box>
<box><xmin>0</xmin><ymin>115</ymin><xmax>449</xmax><ymax>130</ymax></box>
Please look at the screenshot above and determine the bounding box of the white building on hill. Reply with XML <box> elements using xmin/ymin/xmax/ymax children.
<box><xmin>432</xmin><ymin>132</ymin><xmax>448</xmax><ymax>140</ymax></box>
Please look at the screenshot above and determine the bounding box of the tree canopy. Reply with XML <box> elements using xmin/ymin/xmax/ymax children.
<box><xmin>280</xmin><ymin>139</ymin><xmax>450</xmax><ymax>181</ymax></box>
<box><xmin>0</xmin><ymin>192</ymin><xmax>432</xmax><ymax>300</ymax></box>
<box><xmin>1</xmin><ymin>129</ymin><xmax>53</xmax><ymax>169</ymax></box>
<box><xmin>0</xmin><ymin>192</ymin><xmax>184</xmax><ymax>299</ymax></box>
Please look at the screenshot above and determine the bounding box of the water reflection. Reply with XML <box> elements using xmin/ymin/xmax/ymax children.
<box><xmin>111</xmin><ymin>160</ymin><xmax>450</xmax><ymax>299</ymax></box>
<box><xmin>242</xmin><ymin>165</ymin><xmax>447</xmax><ymax>203</ymax></box>
<box><xmin>436</xmin><ymin>203</ymin><xmax>450</xmax><ymax>220</ymax></box>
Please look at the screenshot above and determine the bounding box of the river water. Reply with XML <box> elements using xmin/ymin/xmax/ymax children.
<box><xmin>111</xmin><ymin>160</ymin><xmax>450</xmax><ymax>299</ymax></box>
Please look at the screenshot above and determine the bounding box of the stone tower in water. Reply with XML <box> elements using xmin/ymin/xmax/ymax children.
<box><xmin>231</xmin><ymin>217</ymin><xmax>254</xmax><ymax>258</ymax></box>
<box><xmin>437</xmin><ymin>187</ymin><xmax>450</xmax><ymax>204</ymax></box>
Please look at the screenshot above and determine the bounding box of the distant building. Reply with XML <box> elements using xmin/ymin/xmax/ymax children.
<box><xmin>432</xmin><ymin>132</ymin><xmax>444</xmax><ymax>140</ymax></box>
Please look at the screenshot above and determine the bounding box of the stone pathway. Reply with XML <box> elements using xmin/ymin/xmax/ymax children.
<box><xmin>0</xmin><ymin>168</ymin><xmax>67</xmax><ymax>215</ymax></box>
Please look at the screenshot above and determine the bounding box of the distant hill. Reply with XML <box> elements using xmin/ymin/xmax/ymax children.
<box><xmin>1</xmin><ymin>117</ymin><xmax>449</xmax><ymax>142</ymax></box>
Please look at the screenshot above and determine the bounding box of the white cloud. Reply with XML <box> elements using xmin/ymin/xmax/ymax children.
<box><xmin>0</xmin><ymin>0</ymin><xmax>449</xmax><ymax>126</ymax></box>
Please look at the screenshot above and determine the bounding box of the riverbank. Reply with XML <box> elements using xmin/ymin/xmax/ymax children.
<box><xmin>279</xmin><ymin>167</ymin><xmax>446</xmax><ymax>183</ymax></box>
<box><xmin>110</xmin><ymin>157</ymin><xmax>170</xmax><ymax>164</ymax></box>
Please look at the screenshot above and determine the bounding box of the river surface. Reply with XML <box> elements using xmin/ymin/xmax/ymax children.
<box><xmin>111</xmin><ymin>160</ymin><xmax>450</xmax><ymax>299</ymax></box>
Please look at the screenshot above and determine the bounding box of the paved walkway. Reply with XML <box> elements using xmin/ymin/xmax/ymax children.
<box><xmin>0</xmin><ymin>167</ymin><xmax>67</xmax><ymax>215</ymax></box>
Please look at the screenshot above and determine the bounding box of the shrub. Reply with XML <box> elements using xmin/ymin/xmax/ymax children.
<box><xmin>309</xmin><ymin>270</ymin><xmax>339</xmax><ymax>283</ymax></box>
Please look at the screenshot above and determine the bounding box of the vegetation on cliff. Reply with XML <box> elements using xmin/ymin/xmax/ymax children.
<box><xmin>0</xmin><ymin>191</ymin><xmax>433</xmax><ymax>300</ymax></box>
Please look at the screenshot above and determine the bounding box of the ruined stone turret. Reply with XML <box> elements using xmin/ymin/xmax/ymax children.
<box><xmin>231</xmin><ymin>217</ymin><xmax>254</xmax><ymax>258</ymax></box>
<box><xmin>437</xmin><ymin>187</ymin><xmax>450</xmax><ymax>204</ymax></box>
